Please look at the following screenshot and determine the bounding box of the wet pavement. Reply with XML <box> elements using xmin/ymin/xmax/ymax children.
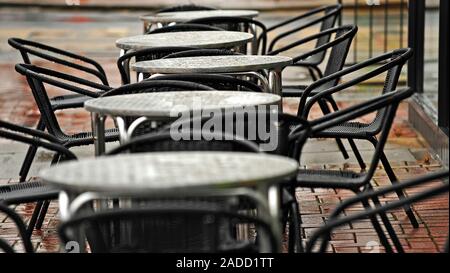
<box><xmin>0</xmin><ymin>7</ymin><xmax>447</xmax><ymax>253</ymax></box>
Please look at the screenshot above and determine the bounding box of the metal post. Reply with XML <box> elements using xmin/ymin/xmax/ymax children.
<box><xmin>439</xmin><ymin>0</ymin><xmax>449</xmax><ymax>133</ymax></box>
<box><xmin>408</xmin><ymin>0</ymin><xmax>425</xmax><ymax>94</ymax></box>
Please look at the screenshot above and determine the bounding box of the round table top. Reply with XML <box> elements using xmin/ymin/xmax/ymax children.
<box><xmin>133</xmin><ymin>55</ymin><xmax>293</xmax><ymax>74</ymax></box>
<box><xmin>40</xmin><ymin>152</ymin><xmax>298</xmax><ymax>193</ymax></box>
<box><xmin>140</xmin><ymin>10</ymin><xmax>259</xmax><ymax>23</ymax></box>
<box><xmin>84</xmin><ymin>91</ymin><xmax>281</xmax><ymax>117</ymax></box>
<box><xmin>116</xmin><ymin>31</ymin><xmax>253</xmax><ymax>50</ymax></box>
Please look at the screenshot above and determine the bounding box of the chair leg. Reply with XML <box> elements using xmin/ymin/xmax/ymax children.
<box><xmin>35</xmin><ymin>200</ymin><xmax>50</xmax><ymax>230</ymax></box>
<box><xmin>288</xmin><ymin>199</ymin><xmax>303</xmax><ymax>253</ymax></box>
<box><xmin>26</xmin><ymin>201</ymin><xmax>43</xmax><ymax>238</ymax></box>
<box><xmin>359</xmin><ymin>197</ymin><xmax>394</xmax><ymax>253</ymax></box>
<box><xmin>19</xmin><ymin>118</ymin><xmax>45</xmax><ymax>182</ymax></box>
<box><xmin>368</xmin><ymin>186</ymin><xmax>405</xmax><ymax>253</ymax></box>
<box><xmin>369</xmin><ymin>137</ymin><xmax>419</xmax><ymax>228</ymax></box>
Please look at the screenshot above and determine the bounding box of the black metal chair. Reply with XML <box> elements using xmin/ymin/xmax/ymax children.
<box><xmin>289</xmin><ymin>76</ymin><xmax>415</xmax><ymax>253</ymax></box>
<box><xmin>0</xmin><ymin>119</ymin><xmax>77</xmax><ymax>237</ymax></box>
<box><xmin>267</xmin><ymin>5</ymin><xmax>342</xmax><ymax>58</ymax></box>
<box><xmin>117</xmin><ymin>46</ymin><xmax>196</xmax><ymax>84</ymax></box>
<box><xmin>8</xmin><ymin>38</ymin><xmax>110</xmax><ymax>182</ymax></box>
<box><xmin>296</xmin><ymin>48</ymin><xmax>418</xmax><ymax>228</ymax></box>
<box><xmin>269</xmin><ymin>25</ymin><xmax>359</xmax><ymax>168</ymax></box>
<box><xmin>149</xmin><ymin>73</ymin><xmax>264</xmax><ymax>92</ymax></box>
<box><xmin>305</xmin><ymin>170</ymin><xmax>449</xmax><ymax>253</ymax></box>
<box><xmin>58</xmin><ymin>200</ymin><xmax>277</xmax><ymax>253</ymax></box>
<box><xmin>287</xmin><ymin>86</ymin><xmax>416</xmax><ymax>253</ymax></box>
<box><xmin>146</xmin><ymin>23</ymin><xmax>224</xmax><ymax>34</ymax></box>
<box><xmin>0</xmin><ymin>203</ymin><xmax>34</xmax><ymax>253</ymax></box>
<box><xmin>14</xmin><ymin>64</ymin><xmax>119</xmax><ymax>174</ymax></box>
<box><xmin>186</xmin><ymin>16</ymin><xmax>268</xmax><ymax>55</ymax></box>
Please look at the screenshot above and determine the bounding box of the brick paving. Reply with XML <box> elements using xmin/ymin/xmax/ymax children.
<box><xmin>0</xmin><ymin>8</ymin><xmax>448</xmax><ymax>253</ymax></box>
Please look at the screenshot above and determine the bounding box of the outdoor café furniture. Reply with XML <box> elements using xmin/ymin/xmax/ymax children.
<box><xmin>294</xmin><ymin>48</ymin><xmax>418</xmax><ymax>229</ymax></box>
<box><xmin>132</xmin><ymin>55</ymin><xmax>293</xmax><ymax>95</ymax></box>
<box><xmin>8</xmin><ymin>38</ymin><xmax>111</xmax><ymax>182</ymax></box>
<box><xmin>288</xmin><ymin>56</ymin><xmax>414</xmax><ymax>253</ymax></box>
<box><xmin>0</xmin><ymin>119</ymin><xmax>77</xmax><ymax>237</ymax></box>
<box><xmin>40</xmin><ymin>151</ymin><xmax>299</xmax><ymax>252</ymax></box>
<box><xmin>269</xmin><ymin>25</ymin><xmax>361</xmax><ymax>171</ymax></box>
<box><xmin>140</xmin><ymin>9</ymin><xmax>259</xmax><ymax>32</ymax></box>
<box><xmin>305</xmin><ymin>171</ymin><xmax>449</xmax><ymax>253</ymax></box>
<box><xmin>13</xmin><ymin>64</ymin><xmax>119</xmax><ymax>181</ymax></box>
<box><xmin>84</xmin><ymin>90</ymin><xmax>281</xmax><ymax>155</ymax></box>
<box><xmin>115</xmin><ymin>31</ymin><xmax>253</xmax><ymax>55</ymax></box>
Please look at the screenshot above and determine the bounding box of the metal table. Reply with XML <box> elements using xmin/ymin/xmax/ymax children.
<box><xmin>84</xmin><ymin>91</ymin><xmax>281</xmax><ymax>155</ymax></box>
<box><xmin>40</xmin><ymin>151</ymin><xmax>298</xmax><ymax>252</ymax></box>
<box><xmin>133</xmin><ymin>55</ymin><xmax>293</xmax><ymax>95</ymax></box>
<box><xmin>116</xmin><ymin>31</ymin><xmax>253</xmax><ymax>52</ymax></box>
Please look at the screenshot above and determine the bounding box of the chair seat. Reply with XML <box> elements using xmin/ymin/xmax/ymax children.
<box><xmin>50</xmin><ymin>94</ymin><xmax>93</xmax><ymax>110</ymax></box>
<box><xmin>314</xmin><ymin>121</ymin><xmax>380</xmax><ymax>138</ymax></box>
<box><xmin>296</xmin><ymin>168</ymin><xmax>366</xmax><ymax>190</ymax></box>
<box><xmin>0</xmin><ymin>180</ymin><xmax>59</xmax><ymax>205</ymax></box>
<box><xmin>62</xmin><ymin>128</ymin><xmax>120</xmax><ymax>147</ymax></box>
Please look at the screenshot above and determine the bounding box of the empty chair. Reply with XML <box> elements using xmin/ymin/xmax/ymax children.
<box><xmin>304</xmin><ymin>171</ymin><xmax>449</xmax><ymax>253</ymax></box>
<box><xmin>286</xmin><ymin>86</ymin><xmax>415</xmax><ymax>252</ymax></box>
<box><xmin>288</xmin><ymin>57</ymin><xmax>415</xmax><ymax>252</ymax></box>
<box><xmin>58</xmin><ymin>197</ymin><xmax>277</xmax><ymax>253</ymax></box>
<box><xmin>295</xmin><ymin>49</ymin><xmax>418</xmax><ymax>229</ymax></box>
<box><xmin>0</xmin><ymin>119</ymin><xmax>77</xmax><ymax>237</ymax></box>
<box><xmin>268</xmin><ymin>25</ymin><xmax>361</xmax><ymax>169</ymax></box>
<box><xmin>8</xmin><ymin>37</ymin><xmax>111</xmax><ymax>182</ymax></box>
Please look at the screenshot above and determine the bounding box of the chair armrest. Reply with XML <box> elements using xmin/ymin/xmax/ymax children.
<box><xmin>299</xmin><ymin>49</ymin><xmax>412</xmax><ymax>118</ymax></box>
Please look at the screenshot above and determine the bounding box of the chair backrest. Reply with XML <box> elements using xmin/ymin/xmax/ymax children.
<box><xmin>150</xmin><ymin>73</ymin><xmax>264</xmax><ymax>92</ymax></box>
<box><xmin>268</xmin><ymin>25</ymin><xmax>357</xmax><ymax>86</ymax></box>
<box><xmin>156</xmin><ymin>4</ymin><xmax>217</xmax><ymax>13</ymax></box>
<box><xmin>107</xmin><ymin>130</ymin><xmax>261</xmax><ymax>155</ymax></box>
<box><xmin>305</xmin><ymin>170</ymin><xmax>449</xmax><ymax>253</ymax></box>
<box><xmin>157</xmin><ymin>109</ymin><xmax>308</xmax><ymax>156</ymax></box>
<box><xmin>58</xmin><ymin>200</ymin><xmax>277</xmax><ymax>253</ymax></box>
<box><xmin>267</xmin><ymin>5</ymin><xmax>342</xmax><ymax>62</ymax></box>
<box><xmin>14</xmin><ymin>63</ymin><xmax>111</xmax><ymax>138</ymax></box>
<box><xmin>185</xmin><ymin>16</ymin><xmax>268</xmax><ymax>54</ymax></box>
<box><xmin>146</xmin><ymin>23</ymin><xmax>224</xmax><ymax>34</ymax></box>
<box><xmin>117</xmin><ymin>46</ymin><xmax>196</xmax><ymax>84</ymax></box>
<box><xmin>0</xmin><ymin>203</ymin><xmax>34</xmax><ymax>253</ymax></box>
<box><xmin>8</xmin><ymin>37</ymin><xmax>108</xmax><ymax>85</ymax></box>
<box><xmin>292</xmin><ymin>85</ymin><xmax>414</xmax><ymax>183</ymax></box>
